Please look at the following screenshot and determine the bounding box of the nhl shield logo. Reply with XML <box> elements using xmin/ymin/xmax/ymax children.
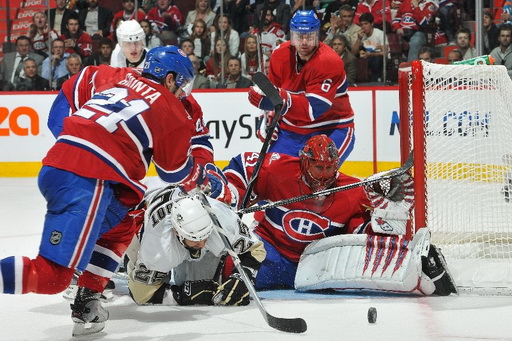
<box><xmin>50</xmin><ymin>230</ymin><xmax>62</xmax><ymax>245</ymax></box>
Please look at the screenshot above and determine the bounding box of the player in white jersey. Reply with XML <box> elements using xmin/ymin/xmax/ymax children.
<box><xmin>128</xmin><ymin>186</ymin><xmax>266</xmax><ymax>306</ymax></box>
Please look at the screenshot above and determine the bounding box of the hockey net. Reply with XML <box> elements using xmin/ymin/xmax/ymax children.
<box><xmin>398</xmin><ymin>60</ymin><xmax>512</xmax><ymax>295</ymax></box>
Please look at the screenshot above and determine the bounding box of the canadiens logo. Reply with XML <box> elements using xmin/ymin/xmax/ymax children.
<box><xmin>375</xmin><ymin>217</ymin><xmax>393</xmax><ymax>231</ymax></box>
<box><xmin>50</xmin><ymin>230</ymin><xmax>62</xmax><ymax>245</ymax></box>
<box><xmin>282</xmin><ymin>210</ymin><xmax>331</xmax><ymax>242</ymax></box>
<box><xmin>268</xmin><ymin>153</ymin><xmax>281</xmax><ymax>164</ymax></box>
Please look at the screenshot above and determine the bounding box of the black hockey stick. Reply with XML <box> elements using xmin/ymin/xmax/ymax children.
<box><xmin>240</xmin><ymin>72</ymin><xmax>285</xmax><ymax>210</ymax></box>
<box><xmin>194</xmin><ymin>190</ymin><xmax>307</xmax><ymax>334</ymax></box>
<box><xmin>239</xmin><ymin>153</ymin><xmax>414</xmax><ymax>214</ymax></box>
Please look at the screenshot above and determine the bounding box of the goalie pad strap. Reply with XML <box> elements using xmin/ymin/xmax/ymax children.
<box><xmin>294</xmin><ymin>228</ymin><xmax>435</xmax><ymax>295</ymax></box>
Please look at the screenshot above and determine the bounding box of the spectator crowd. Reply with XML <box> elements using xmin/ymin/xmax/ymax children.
<box><xmin>1</xmin><ymin>0</ymin><xmax>511</xmax><ymax>91</ymax></box>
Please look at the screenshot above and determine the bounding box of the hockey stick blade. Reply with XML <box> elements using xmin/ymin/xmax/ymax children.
<box><xmin>239</xmin><ymin>152</ymin><xmax>414</xmax><ymax>214</ymax></box>
<box><xmin>193</xmin><ymin>190</ymin><xmax>307</xmax><ymax>333</ymax></box>
<box><xmin>267</xmin><ymin>314</ymin><xmax>307</xmax><ymax>333</ymax></box>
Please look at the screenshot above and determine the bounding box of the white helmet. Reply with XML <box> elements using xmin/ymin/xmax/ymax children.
<box><xmin>171</xmin><ymin>196</ymin><xmax>214</xmax><ymax>242</ymax></box>
<box><xmin>117</xmin><ymin>19</ymin><xmax>145</xmax><ymax>43</ymax></box>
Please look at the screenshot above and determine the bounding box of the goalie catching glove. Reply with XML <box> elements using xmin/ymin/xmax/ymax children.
<box><xmin>171</xmin><ymin>280</ymin><xmax>219</xmax><ymax>306</ymax></box>
<box><xmin>248</xmin><ymin>84</ymin><xmax>291</xmax><ymax>112</ymax></box>
<box><xmin>212</xmin><ymin>270</ymin><xmax>251</xmax><ymax>306</ymax></box>
<box><xmin>364</xmin><ymin>173</ymin><xmax>414</xmax><ymax>235</ymax></box>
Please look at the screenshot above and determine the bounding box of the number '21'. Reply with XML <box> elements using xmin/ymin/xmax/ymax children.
<box><xmin>75</xmin><ymin>88</ymin><xmax>149</xmax><ymax>132</ymax></box>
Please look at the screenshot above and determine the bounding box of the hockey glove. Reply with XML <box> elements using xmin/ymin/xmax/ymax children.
<box><xmin>365</xmin><ymin>173</ymin><xmax>414</xmax><ymax>235</ymax></box>
<box><xmin>171</xmin><ymin>280</ymin><xmax>219</xmax><ymax>306</ymax></box>
<box><xmin>212</xmin><ymin>272</ymin><xmax>250</xmax><ymax>306</ymax></box>
<box><xmin>204</xmin><ymin>163</ymin><xmax>237</xmax><ymax>207</ymax></box>
<box><xmin>256</xmin><ymin>110</ymin><xmax>279</xmax><ymax>143</ymax></box>
<box><xmin>248</xmin><ymin>85</ymin><xmax>290</xmax><ymax>111</ymax></box>
<box><xmin>179</xmin><ymin>163</ymin><xmax>210</xmax><ymax>194</ymax></box>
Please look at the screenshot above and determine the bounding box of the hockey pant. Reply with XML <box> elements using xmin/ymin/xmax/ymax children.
<box><xmin>0</xmin><ymin>166</ymin><xmax>137</xmax><ymax>294</ymax></box>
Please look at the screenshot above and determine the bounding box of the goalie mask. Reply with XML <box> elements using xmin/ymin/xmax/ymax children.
<box><xmin>170</xmin><ymin>196</ymin><xmax>214</xmax><ymax>243</ymax></box>
<box><xmin>299</xmin><ymin>135</ymin><xmax>339</xmax><ymax>192</ymax></box>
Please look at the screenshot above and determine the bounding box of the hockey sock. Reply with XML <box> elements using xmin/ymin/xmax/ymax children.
<box><xmin>0</xmin><ymin>255</ymin><xmax>74</xmax><ymax>294</ymax></box>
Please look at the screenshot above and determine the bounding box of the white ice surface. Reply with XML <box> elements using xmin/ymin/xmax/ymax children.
<box><xmin>1</xmin><ymin>178</ymin><xmax>512</xmax><ymax>341</ymax></box>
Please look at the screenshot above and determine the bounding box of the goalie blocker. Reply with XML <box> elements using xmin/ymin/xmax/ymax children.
<box><xmin>294</xmin><ymin>228</ymin><xmax>457</xmax><ymax>295</ymax></box>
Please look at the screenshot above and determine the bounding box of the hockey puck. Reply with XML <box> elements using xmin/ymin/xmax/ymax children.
<box><xmin>367</xmin><ymin>307</ymin><xmax>377</xmax><ymax>323</ymax></box>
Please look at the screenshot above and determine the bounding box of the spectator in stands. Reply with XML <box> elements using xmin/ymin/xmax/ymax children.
<box><xmin>324</xmin><ymin>5</ymin><xmax>360</xmax><ymax>50</ymax></box>
<box><xmin>112</xmin><ymin>0</ymin><xmax>146</xmax><ymax>34</ymax></box>
<box><xmin>249</xmin><ymin>7</ymin><xmax>286</xmax><ymax>58</ymax></box>
<box><xmin>490</xmin><ymin>24</ymin><xmax>512</xmax><ymax>79</ymax></box>
<box><xmin>216</xmin><ymin>56</ymin><xmax>253</xmax><ymax>88</ymax></box>
<box><xmin>47</xmin><ymin>0</ymin><xmax>74</xmax><ymax>36</ymax></box>
<box><xmin>78</xmin><ymin>0</ymin><xmax>114</xmax><ymax>40</ymax></box>
<box><xmin>27</xmin><ymin>11</ymin><xmax>60</xmax><ymax>58</ymax></box>
<box><xmin>222</xmin><ymin>0</ymin><xmax>252</xmax><ymax>36</ymax></box>
<box><xmin>185</xmin><ymin>0</ymin><xmax>216</xmax><ymax>32</ymax></box>
<box><xmin>418</xmin><ymin>45</ymin><xmax>435</xmax><ymax>62</ymax></box>
<box><xmin>110</xmin><ymin>19</ymin><xmax>147</xmax><ymax>67</ymax></box>
<box><xmin>0</xmin><ymin>36</ymin><xmax>44</xmax><ymax>90</ymax></box>
<box><xmin>179</xmin><ymin>39</ymin><xmax>194</xmax><ymax>56</ymax></box>
<box><xmin>206</xmin><ymin>36</ymin><xmax>233</xmax><ymax>87</ymax></box>
<box><xmin>253</xmin><ymin>0</ymin><xmax>292</xmax><ymax>34</ymax></box>
<box><xmin>484</xmin><ymin>10</ymin><xmax>500</xmax><ymax>55</ymax></box>
<box><xmin>322</xmin><ymin>0</ymin><xmax>361</xmax><ymax>35</ymax></box>
<box><xmin>240</xmin><ymin>34</ymin><xmax>268</xmax><ymax>80</ymax></box>
<box><xmin>391</xmin><ymin>0</ymin><xmax>438</xmax><ymax>62</ymax></box>
<box><xmin>85</xmin><ymin>37</ymin><xmax>113</xmax><ymax>65</ymax></box>
<box><xmin>211</xmin><ymin>14</ymin><xmax>240</xmax><ymax>57</ymax></box>
<box><xmin>190</xmin><ymin>19</ymin><xmax>211</xmax><ymax>63</ymax></box>
<box><xmin>61</xmin><ymin>14</ymin><xmax>93</xmax><ymax>60</ymax></box>
<box><xmin>55</xmin><ymin>54</ymin><xmax>83</xmax><ymax>90</ymax></box>
<box><xmin>352</xmin><ymin>13</ymin><xmax>386</xmax><ymax>82</ymax></box>
<box><xmin>145</xmin><ymin>0</ymin><xmax>184</xmax><ymax>45</ymax></box>
<box><xmin>140</xmin><ymin>19</ymin><xmax>163</xmax><ymax>49</ymax></box>
<box><xmin>354</xmin><ymin>0</ymin><xmax>392</xmax><ymax>30</ymax></box>
<box><xmin>189</xmin><ymin>54</ymin><xmax>210</xmax><ymax>89</ymax></box>
<box><xmin>455</xmin><ymin>27</ymin><xmax>477</xmax><ymax>60</ymax></box>
<box><xmin>437</xmin><ymin>0</ymin><xmax>456</xmax><ymax>45</ymax></box>
<box><xmin>15</xmin><ymin>58</ymin><xmax>50</xmax><ymax>91</ymax></box>
<box><xmin>41</xmin><ymin>38</ymin><xmax>70</xmax><ymax>84</ymax></box>
<box><xmin>447</xmin><ymin>48</ymin><xmax>463</xmax><ymax>63</ymax></box>
<box><xmin>330</xmin><ymin>34</ymin><xmax>357</xmax><ymax>84</ymax></box>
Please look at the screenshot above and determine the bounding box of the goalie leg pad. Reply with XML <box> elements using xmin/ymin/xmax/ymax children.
<box><xmin>294</xmin><ymin>228</ymin><xmax>435</xmax><ymax>294</ymax></box>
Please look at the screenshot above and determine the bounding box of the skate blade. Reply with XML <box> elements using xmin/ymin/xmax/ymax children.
<box><xmin>72</xmin><ymin>322</ymin><xmax>105</xmax><ymax>337</ymax></box>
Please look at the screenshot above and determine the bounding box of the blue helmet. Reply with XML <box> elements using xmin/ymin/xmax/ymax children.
<box><xmin>289</xmin><ymin>10</ymin><xmax>320</xmax><ymax>33</ymax></box>
<box><xmin>143</xmin><ymin>46</ymin><xmax>194</xmax><ymax>87</ymax></box>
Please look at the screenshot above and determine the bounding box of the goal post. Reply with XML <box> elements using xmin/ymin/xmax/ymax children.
<box><xmin>398</xmin><ymin>60</ymin><xmax>512</xmax><ymax>294</ymax></box>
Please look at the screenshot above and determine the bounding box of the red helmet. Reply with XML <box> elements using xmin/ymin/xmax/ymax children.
<box><xmin>299</xmin><ymin>135</ymin><xmax>339</xmax><ymax>192</ymax></box>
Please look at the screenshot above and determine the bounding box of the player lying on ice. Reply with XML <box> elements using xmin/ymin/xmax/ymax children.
<box><xmin>127</xmin><ymin>180</ymin><xmax>266</xmax><ymax>306</ymax></box>
<box><xmin>223</xmin><ymin>134</ymin><xmax>457</xmax><ymax>296</ymax></box>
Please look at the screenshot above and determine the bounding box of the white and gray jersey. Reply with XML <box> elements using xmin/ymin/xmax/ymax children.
<box><xmin>137</xmin><ymin>187</ymin><xmax>262</xmax><ymax>274</ymax></box>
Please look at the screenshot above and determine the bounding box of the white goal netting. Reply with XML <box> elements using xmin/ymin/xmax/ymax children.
<box><xmin>399</xmin><ymin>61</ymin><xmax>512</xmax><ymax>294</ymax></box>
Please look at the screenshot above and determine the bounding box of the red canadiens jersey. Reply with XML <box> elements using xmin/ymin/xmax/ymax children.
<box><xmin>145</xmin><ymin>6</ymin><xmax>183</xmax><ymax>31</ymax></box>
<box><xmin>391</xmin><ymin>0</ymin><xmax>438</xmax><ymax>31</ymax></box>
<box><xmin>43</xmin><ymin>66</ymin><xmax>195</xmax><ymax>204</ymax></box>
<box><xmin>268</xmin><ymin>41</ymin><xmax>354</xmax><ymax>135</ymax></box>
<box><xmin>224</xmin><ymin>152</ymin><xmax>372</xmax><ymax>262</ymax></box>
<box><xmin>55</xmin><ymin>64</ymin><xmax>213</xmax><ymax>164</ymax></box>
<box><xmin>60</xmin><ymin>32</ymin><xmax>93</xmax><ymax>57</ymax></box>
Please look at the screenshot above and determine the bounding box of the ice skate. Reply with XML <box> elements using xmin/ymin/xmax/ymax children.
<box><xmin>71</xmin><ymin>287</ymin><xmax>109</xmax><ymax>337</ymax></box>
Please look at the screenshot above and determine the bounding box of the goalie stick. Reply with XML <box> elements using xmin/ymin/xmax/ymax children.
<box><xmin>240</xmin><ymin>72</ymin><xmax>285</xmax><ymax>210</ymax></box>
<box><xmin>239</xmin><ymin>153</ymin><xmax>414</xmax><ymax>214</ymax></box>
<box><xmin>194</xmin><ymin>190</ymin><xmax>307</xmax><ymax>334</ymax></box>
